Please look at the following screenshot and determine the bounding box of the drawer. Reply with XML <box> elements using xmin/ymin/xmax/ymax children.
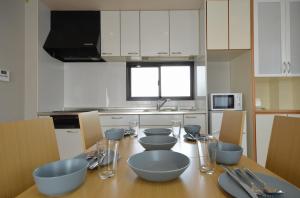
<box><xmin>100</xmin><ymin>115</ymin><xmax>139</xmax><ymax>126</ymax></box>
<box><xmin>140</xmin><ymin>115</ymin><xmax>183</xmax><ymax>126</ymax></box>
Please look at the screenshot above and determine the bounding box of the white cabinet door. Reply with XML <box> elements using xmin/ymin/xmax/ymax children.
<box><xmin>254</xmin><ymin>0</ymin><xmax>285</xmax><ymax>76</ymax></box>
<box><xmin>229</xmin><ymin>0</ymin><xmax>251</xmax><ymax>49</ymax></box>
<box><xmin>55</xmin><ymin>129</ymin><xmax>83</xmax><ymax>160</ymax></box>
<box><xmin>101</xmin><ymin>11</ymin><xmax>120</xmax><ymax>56</ymax></box>
<box><xmin>256</xmin><ymin>114</ymin><xmax>286</xmax><ymax>166</ymax></box>
<box><xmin>140</xmin><ymin>11</ymin><xmax>169</xmax><ymax>56</ymax></box>
<box><xmin>286</xmin><ymin>0</ymin><xmax>300</xmax><ymax>76</ymax></box>
<box><xmin>121</xmin><ymin>11</ymin><xmax>140</xmax><ymax>56</ymax></box>
<box><xmin>170</xmin><ymin>10</ymin><xmax>199</xmax><ymax>56</ymax></box>
<box><xmin>183</xmin><ymin>114</ymin><xmax>207</xmax><ymax>134</ymax></box>
<box><xmin>207</xmin><ymin>0</ymin><xmax>228</xmax><ymax>49</ymax></box>
<box><xmin>140</xmin><ymin>114</ymin><xmax>183</xmax><ymax>127</ymax></box>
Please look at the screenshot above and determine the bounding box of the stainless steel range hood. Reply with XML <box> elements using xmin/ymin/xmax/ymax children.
<box><xmin>43</xmin><ymin>11</ymin><xmax>105</xmax><ymax>62</ymax></box>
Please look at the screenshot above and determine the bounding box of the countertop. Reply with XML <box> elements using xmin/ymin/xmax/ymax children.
<box><xmin>38</xmin><ymin>107</ymin><xmax>207</xmax><ymax>116</ymax></box>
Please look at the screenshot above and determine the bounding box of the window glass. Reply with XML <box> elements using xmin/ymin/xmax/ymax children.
<box><xmin>131</xmin><ymin>67</ymin><xmax>159</xmax><ymax>97</ymax></box>
<box><xmin>161</xmin><ymin>66</ymin><xmax>191</xmax><ymax>97</ymax></box>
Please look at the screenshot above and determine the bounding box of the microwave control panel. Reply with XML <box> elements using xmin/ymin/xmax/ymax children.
<box><xmin>0</xmin><ymin>69</ymin><xmax>10</xmax><ymax>82</ymax></box>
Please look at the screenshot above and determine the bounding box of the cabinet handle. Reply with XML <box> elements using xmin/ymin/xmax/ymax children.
<box><xmin>83</xmin><ymin>43</ymin><xmax>94</xmax><ymax>46</ymax></box>
<box><xmin>185</xmin><ymin>116</ymin><xmax>197</xmax><ymax>119</ymax></box>
<box><xmin>157</xmin><ymin>52</ymin><xmax>168</xmax><ymax>55</ymax></box>
<box><xmin>111</xmin><ymin>116</ymin><xmax>123</xmax><ymax>119</ymax></box>
<box><xmin>282</xmin><ymin>62</ymin><xmax>287</xmax><ymax>74</ymax></box>
<box><xmin>102</xmin><ymin>52</ymin><xmax>112</xmax><ymax>55</ymax></box>
<box><xmin>66</xmin><ymin>130</ymin><xmax>79</xmax><ymax>134</ymax></box>
<box><xmin>287</xmin><ymin>62</ymin><xmax>291</xmax><ymax>74</ymax></box>
<box><xmin>128</xmin><ymin>52</ymin><xmax>138</xmax><ymax>55</ymax></box>
<box><xmin>171</xmin><ymin>52</ymin><xmax>182</xmax><ymax>55</ymax></box>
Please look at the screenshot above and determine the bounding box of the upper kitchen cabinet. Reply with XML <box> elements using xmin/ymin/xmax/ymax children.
<box><xmin>140</xmin><ymin>11</ymin><xmax>169</xmax><ymax>56</ymax></box>
<box><xmin>254</xmin><ymin>0</ymin><xmax>300</xmax><ymax>76</ymax></box>
<box><xmin>121</xmin><ymin>11</ymin><xmax>140</xmax><ymax>56</ymax></box>
<box><xmin>207</xmin><ymin>0</ymin><xmax>228</xmax><ymax>49</ymax></box>
<box><xmin>101</xmin><ymin>11</ymin><xmax>120</xmax><ymax>56</ymax></box>
<box><xmin>286</xmin><ymin>0</ymin><xmax>300</xmax><ymax>76</ymax></box>
<box><xmin>207</xmin><ymin>0</ymin><xmax>250</xmax><ymax>50</ymax></box>
<box><xmin>229</xmin><ymin>0</ymin><xmax>251</xmax><ymax>49</ymax></box>
<box><xmin>170</xmin><ymin>10</ymin><xmax>200</xmax><ymax>56</ymax></box>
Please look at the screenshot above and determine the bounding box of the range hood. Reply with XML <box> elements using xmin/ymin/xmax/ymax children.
<box><xmin>43</xmin><ymin>11</ymin><xmax>105</xmax><ymax>62</ymax></box>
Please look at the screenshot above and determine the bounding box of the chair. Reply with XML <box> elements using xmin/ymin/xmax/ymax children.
<box><xmin>266</xmin><ymin>116</ymin><xmax>300</xmax><ymax>188</ymax></box>
<box><xmin>0</xmin><ymin>117</ymin><xmax>59</xmax><ymax>198</ymax></box>
<box><xmin>219</xmin><ymin>110</ymin><xmax>245</xmax><ymax>145</ymax></box>
<box><xmin>78</xmin><ymin>111</ymin><xmax>103</xmax><ymax>150</ymax></box>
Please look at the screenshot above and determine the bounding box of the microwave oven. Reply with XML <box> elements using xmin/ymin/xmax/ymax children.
<box><xmin>210</xmin><ymin>93</ymin><xmax>243</xmax><ymax>111</ymax></box>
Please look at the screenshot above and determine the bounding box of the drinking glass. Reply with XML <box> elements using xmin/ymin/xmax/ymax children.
<box><xmin>97</xmin><ymin>139</ymin><xmax>119</xmax><ymax>179</ymax></box>
<box><xmin>171</xmin><ymin>120</ymin><xmax>181</xmax><ymax>139</ymax></box>
<box><xmin>129</xmin><ymin>121</ymin><xmax>139</xmax><ymax>138</ymax></box>
<box><xmin>197</xmin><ymin>136</ymin><xmax>218</xmax><ymax>174</ymax></box>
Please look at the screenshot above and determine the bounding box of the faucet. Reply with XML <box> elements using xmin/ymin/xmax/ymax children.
<box><xmin>156</xmin><ymin>98</ymin><xmax>171</xmax><ymax>111</ymax></box>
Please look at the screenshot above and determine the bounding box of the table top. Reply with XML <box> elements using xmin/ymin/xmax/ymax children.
<box><xmin>17</xmin><ymin>132</ymin><xmax>276</xmax><ymax>198</ymax></box>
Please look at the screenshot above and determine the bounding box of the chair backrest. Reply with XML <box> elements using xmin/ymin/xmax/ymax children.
<box><xmin>0</xmin><ymin>117</ymin><xmax>59</xmax><ymax>198</ymax></box>
<box><xmin>266</xmin><ymin>116</ymin><xmax>300</xmax><ymax>188</ymax></box>
<box><xmin>219</xmin><ymin>110</ymin><xmax>245</xmax><ymax>145</ymax></box>
<box><xmin>78</xmin><ymin>111</ymin><xmax>103</xmax><ymax>150</ymax></box>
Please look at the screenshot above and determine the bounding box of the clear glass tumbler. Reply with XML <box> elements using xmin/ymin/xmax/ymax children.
<box><xmin>197</xmin><ymin>136</ymin><xmax>218</xmax><ymax>174</ymax></box>
<box><xmin>171</xmin><ymin>120</ymin><xmax>181</xmax><ymax>139</ymax></box>
<box><xmin>129</xmin><ymin>121</ymin><xmax>139</xmax><ymax>138</ymax></box>
<box><xmin>97</xmin><ymin>139</ymin><xmax>119</xmax><ymax>179</ymax></box>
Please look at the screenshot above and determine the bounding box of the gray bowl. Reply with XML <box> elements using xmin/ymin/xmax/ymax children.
<box><xmin>105</xmin><ymin>128</ymin><xmax>125</xmax><ymax>140</ymax></box>
<box><xmin>184</xmin><ymin>125</ymin><xmax>201</xmax><ymax>136</ymax></box>
<box><xmin>139</xmin><ymin>135</ymin><xmax>178</xmax><ymax>150</ymax></box>
<box><xmin>127</xmin><ymin>150</ymin><xmax>190</xmax><ymax>182</ymax></box>
<box><xmin>33</xmin><ymin>158</ymin><xmax>88</xmax><ymax>196</ymax></box>
<box><xmin>216</xmin><ymin>142</ymin><xmax>243</xmax><ymax>165</ymax></box>
<box><xmin>144</xmin><ymin>128</ymin><xmax>172</xmax><ymax>136</ymax></box>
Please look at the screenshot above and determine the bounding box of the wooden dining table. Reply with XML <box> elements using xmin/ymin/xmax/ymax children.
<box><xmin>17</xmin><ymin>131</ymin><xmax>279</xmax><ymax>198</ymax></box>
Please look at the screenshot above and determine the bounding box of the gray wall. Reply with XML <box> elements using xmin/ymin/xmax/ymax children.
<box><xmin>0</xmin><ymin>0</ymin><xmax>25</xmax><ymax>121</ymax></box>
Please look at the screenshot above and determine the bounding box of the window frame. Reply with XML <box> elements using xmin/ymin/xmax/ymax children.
<box><xmin>126</xmin><ymin>62</ymin><xmax>194</xmax><ymax>101</ymax></box>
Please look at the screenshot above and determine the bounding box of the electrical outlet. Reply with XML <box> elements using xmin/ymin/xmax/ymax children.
<box><xmin>0</xmin><ymin>69</ymin><xmax>10</xmax><ymax>82</ymax></box>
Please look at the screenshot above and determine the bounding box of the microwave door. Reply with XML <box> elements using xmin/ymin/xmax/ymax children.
<box><xmin>213</xmin><ymin>95</ymin><xmax>234</xmax><ymax>109</ymax></box>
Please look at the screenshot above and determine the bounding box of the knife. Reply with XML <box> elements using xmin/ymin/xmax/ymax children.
<box><xmin>221</xmin><ymin>165</ymin><xmax>259</xmax><ymax>198</ymax></box>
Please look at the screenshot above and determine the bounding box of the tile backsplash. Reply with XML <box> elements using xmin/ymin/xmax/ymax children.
<box><xmin>64</xmin><ymin>62</ymin><xmax>202</xmax><ymax>109</ymax></box>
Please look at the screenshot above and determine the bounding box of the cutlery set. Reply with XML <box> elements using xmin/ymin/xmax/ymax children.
<box><xmin>221</xmin><ymin>166</ymin><xmax>284</xmax><ymax>198</ymax></box>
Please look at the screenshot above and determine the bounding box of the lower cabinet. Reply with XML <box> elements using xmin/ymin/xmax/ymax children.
<box><xmin>183</xmin><ymin>114</ymin><xmax>207</xmax><ymax>134</ymax></box>
<box><xmin>99</xmin><ymin>115</ymin><xmax>139</xmax><ymax>135</ymax></box>
<box><xmin>256</xmin><ymin>113</ymin><xmax>300</xmax><ymax>166</ymax></box>
<box><xmin>256</xmin><ymin>114</ymin><xmax>286</xmax><ymax>166</ymax></box>
<box><xmin>55</xmin><ymin>129</ymin><xmax>84</xmax><ymax>160</ymax></box>
<box><xmin>140</xmin><ymin>114</ymin><xmax>183</xmax><ymax>128</ymax></box>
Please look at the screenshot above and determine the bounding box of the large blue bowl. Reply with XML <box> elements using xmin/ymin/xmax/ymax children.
<box><xmin>33</xmin><ymin>158</ymin><xmax>88</xmax><ymax>196</ymax></box>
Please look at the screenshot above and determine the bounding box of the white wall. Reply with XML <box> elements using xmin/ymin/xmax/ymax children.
<box><xmin>64</xmin><ymin>62</ymin><xmax>196</xmax><ymax>108</ymax></box>
<box><xmin>0</xmin><ymin>0</ymin><xmax>25</xmax><ymax>121</ymax></box>
<box><xmin>38</xmin><ymin>2</ymin><xmax>64</xmax><ymax>112</ymax></box>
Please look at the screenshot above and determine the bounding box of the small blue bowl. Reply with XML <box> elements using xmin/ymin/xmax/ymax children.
<box><xmin>216</xmin><ymin>142</ymin><xmax>243</xmax><ymax>165</ymax></box>
<box><xmin>105</xmin><ymin>128</ymin><xmax>125</xmax><ymax>141</ymax></box>
<box><xmin>184</xmin><ymin>125</ymin><xmax>201</xmax><ymax>135</ymax></box>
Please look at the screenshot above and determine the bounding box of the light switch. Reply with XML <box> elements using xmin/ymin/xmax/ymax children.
<box><xmin>0</xmin><ymin>69</ymin><xmax>10</xmax><ymax>82</ymax></box>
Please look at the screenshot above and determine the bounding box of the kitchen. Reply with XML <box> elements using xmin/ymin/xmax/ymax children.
<box><xmin>0</xmin><ymin>0</ymin><xmax>300</xmax><ymax>197</ymax></box>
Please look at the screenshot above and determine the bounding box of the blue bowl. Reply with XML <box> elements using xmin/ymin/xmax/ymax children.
<box><xmin>33</xmin><ymin>158</ymin><xmax>88</xmax><ymax>196</ymax></box>
<box><xmin>184</xmin><ymin>125</ymin><xmax>201</xmax><ymax>135</ymax></box>
<box><xmin>216</xmin><ymin>142</ymin><xmax>243</xmax><ymax>165</ymax></box>
<box><xmin>105</xmin><ymin>128</ymin><xmax>125</xmax><ymax>141</ymax></box>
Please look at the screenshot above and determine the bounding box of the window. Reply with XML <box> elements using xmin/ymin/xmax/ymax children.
<box><xmin>126</xmin><ymin>62</ymin><xmax>194</xmax><ymax>100</ymax></box>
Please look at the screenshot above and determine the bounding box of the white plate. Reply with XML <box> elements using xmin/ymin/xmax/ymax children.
<box><xmin>218</xmin><ymin>172</ymin><xmax>300</xmax><ymax>198</ymax></box>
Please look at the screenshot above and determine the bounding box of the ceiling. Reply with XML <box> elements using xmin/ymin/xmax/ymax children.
<box><xmin>40</xmin><ymin>0</ymin><xmax>203</xmax><ymax>10</ymax></box>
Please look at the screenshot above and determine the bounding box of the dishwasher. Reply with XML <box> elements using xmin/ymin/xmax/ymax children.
<box><xmin>51</xmin><ymin>115</ymin><xmax>84</xmax><ymax>160</ymax></box>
